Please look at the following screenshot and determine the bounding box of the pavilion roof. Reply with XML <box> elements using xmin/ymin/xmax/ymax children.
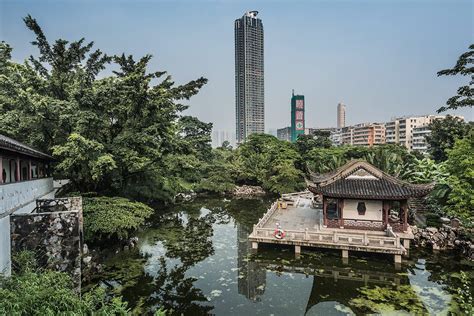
<box><xmin>0</xmin><ymin>134</ymin><xmax>53</xmax><ymax>160</ymax></box>
<box><xmin>308</xmin><ymin>160</ymin><xmax>433</xmax><ymax>200</ymax></box>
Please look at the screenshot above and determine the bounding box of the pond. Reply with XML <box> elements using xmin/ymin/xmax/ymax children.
<box><xmin>86</xmin><ymin>197</ymin><xmax>473</xmax><ymax>315</ymax></box>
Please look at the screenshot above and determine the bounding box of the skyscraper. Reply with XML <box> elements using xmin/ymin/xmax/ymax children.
<box><xmin>235</xmin><ymin>11</ymin><xmax>264</xmax><ymax>144</ymax></box>
<box><xmin>290</xmin><ymin>91</ymin><xmax>305</xmax><ymax>142</ymax></box>
<box><xmin>337</xmin><ymin>102</ymin><xmax>346</xmax><ymax>128</ymax></box>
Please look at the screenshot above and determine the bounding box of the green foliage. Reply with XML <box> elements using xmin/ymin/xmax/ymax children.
<box><xmin>442</xmin><ymin>137</ymin><xmax>474</xmax><ymax>226</ymax></box>
<box><xmin>0</xmin><ymin>17</ymin><xmax>209</xmax><ymax>202</ymax></box>
<box><xmin>194</xmin><ymin>148</ymin><xmax>236</xmax><ymax>194</ymax></box>
<box><xmin>407</xmin><ymin>157</ymin><xmax>448</xmax><ymax>184</ymax></box>
<box><xmin>350</xmin><ymin>285</ymin><xmax>428</xmax><ymax>315</ymax></box>
<box><xmin>427</xmin><ymin>115</ymin><xmax>472</xmax><ymax>162</ymax></box>
<box><xmin>233</xmin><ymin>134</ymin><xmax>305</xmax><ymax>194</ymax></box>
<box><xmin>295</xmin><ymin>131</ymin><xmax>332</xmax><ymax>157</ymax></box>
<box><xmin>306</xmin><ymin>144</ymin><xmax>416</xmax><ymax>178</ymax></box>
<box><xmin>0</xmin><ymin>251</ymin><xmax>129</xmax><ymax>315</ymax></box>
<box><xmin>450</xmin><ymin>271</ymin><xmax>474</xmax><ymax>314</ymax></box>
<box><xmin>83</xmin><ymin>196</ymin><xmax>153</xmax><ymax>241</ymax></box>
<box><xmin>437</xmin><ymin>44</ymin><xmax>474</xmax><ymax>113</ymax></box>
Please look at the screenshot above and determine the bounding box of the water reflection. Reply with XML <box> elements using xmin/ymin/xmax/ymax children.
<box><xmin>87</xmin><ymin>197</ymin><xmax>469</xmax><ymax>315</ymax></box>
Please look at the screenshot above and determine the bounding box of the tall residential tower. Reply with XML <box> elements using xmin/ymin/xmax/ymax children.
<box><xmin>337</xmin><ymin>102</ymin><xmax>346</xmax><ymax>128</ymax></box>
<box><xmin>235</xmin><ymin>11</ymin><xmax>264</xmax><ymax>143</ymax></box>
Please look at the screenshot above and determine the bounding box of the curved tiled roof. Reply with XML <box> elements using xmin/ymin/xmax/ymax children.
<box><xmin>0</xmin><ymin>134</ymin><xmax>53</xmax><ymax>160</ymax></box>
<box><xmin>308</xmin><ymin>160</ymin><xmax>433</xmax><ymax>200</ymax></box>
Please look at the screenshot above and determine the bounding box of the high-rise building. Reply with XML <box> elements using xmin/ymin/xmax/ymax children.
<box><xmin>337</xmin><ymin>102</ymin><xmax>346</xmax><ymax>128</ymax></box>
<box><xmin>290</xmin><ymin>91</ymin><xmax>305</xmax><ymax>142</ymax></box>
<box><xmin>235</xmin><ymin>11</ymin><xmax>264</xmax><ymax>144</ymax></box>
<box><xmin>277</xmin><ymin>127</ymin><xmax>291</xmax><ymax>141</ymax></box>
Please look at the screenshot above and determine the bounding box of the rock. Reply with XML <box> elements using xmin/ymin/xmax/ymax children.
<box><xmin>83</xmin><ymin>243</ymin><xmax>89</xmax><ymax>255</ymax></box>
<box><xmin>233</xmin><ymin>185</ymin><xmax>266</xmax><ymax>196</ymax></box>
<box><xmin>451</xmin><ymin>218</ymin><xmax>461</xmax><ymax>228</ymax></box>
<box><xmin>440</xmin><ymin>217</ymin><xmax>450</xmax><ymax>224</ymax></box>
<box><xmin>83</xmin><ymin>256</ymin><xmax>92</xmax><ymax>264</ymax></box>
<box><xmin>426</xmin><ymin>227</ymin><xmax>438</xmax><ymax>234</ymax></box>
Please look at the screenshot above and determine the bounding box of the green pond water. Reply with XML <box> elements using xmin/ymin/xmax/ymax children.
<box><xmin>86</xmin><ymin>197</ymin><xmax>473</xmax><ymax>315</ymax></box>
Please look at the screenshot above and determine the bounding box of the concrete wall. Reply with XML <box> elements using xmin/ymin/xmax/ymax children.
<box><xmin>343</xmin><ymin>199</ymin><xmax>383</xmax><ymax>221</ymax></box>
<box><xmin>0</xmin><ymin>217</ymin><xmax>11</xmax><ymax>275</ymax></box>
<box><xmin>0</xmin><ymin>178</ymin><xmax>54</xmax><ymax>276</ymax></box>
<box><xmin>0</xmin><ymin>178</ymin><xmax>54</xmax><ymax>215</ymax></box>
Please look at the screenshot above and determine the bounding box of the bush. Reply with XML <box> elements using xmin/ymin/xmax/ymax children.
<box><xmin>83</xmin><ymin>196</ymin><xmax>154</xmax><ymax>241</ymax></box>
<box><xmin>0</xmin><ymin>251</ymin><xmax>129</xmax><ymax>315</ymax></box>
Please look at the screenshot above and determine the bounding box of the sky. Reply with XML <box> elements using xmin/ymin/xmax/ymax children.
<box><xmin>1</xmin><ymin>0</ymin><xmax>473</xmax><ymax>133</ymax></box>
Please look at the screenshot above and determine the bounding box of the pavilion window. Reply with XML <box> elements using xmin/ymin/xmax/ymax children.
<box><xmin>357</xmin><ymin>202</ymin><xmax>366</xmax><ymax>216</ymax></box>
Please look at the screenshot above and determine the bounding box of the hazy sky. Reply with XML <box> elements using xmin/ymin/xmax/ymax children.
<box><xmin>1</xmin><ymin>0</ymin><xmax>473</xmax><ymax>132</ymax></box>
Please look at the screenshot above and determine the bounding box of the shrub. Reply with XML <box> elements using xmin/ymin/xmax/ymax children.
<box><xmin>83</xmin><ymin>196</ymin><xmax>153</xmax><ymax>241</ymax></box>
<box><xmin>0</xmin><ymin>251</ymin><xmax>129</xmax><ymax>315</ymax></box>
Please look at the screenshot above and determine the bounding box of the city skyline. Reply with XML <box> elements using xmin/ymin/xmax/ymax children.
<box><xmin>1</xmin><ymin>0</ymin><xmax>472</xmax><ymax>133</ymax></box>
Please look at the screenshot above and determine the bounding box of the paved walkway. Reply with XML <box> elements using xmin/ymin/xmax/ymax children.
<box><xmin>262</xmin><ymin>198</ymin><xmax>322</xmax><ymax>231</ymax></box>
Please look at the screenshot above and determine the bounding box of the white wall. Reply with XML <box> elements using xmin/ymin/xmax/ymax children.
<box><xmin>343</xmin><ymin>199</ymin><xmax>383</xmax><ymax>221</ymax></box>
<box><xmin>0</xmin><ymin>178</ymin><xmax>54</xmax><ymax>215</ymax></box>
<box><xmin>0</xmin><ymin>178</ymin><xmax>54</xmax><ymax>276</ymax></box>
<box><xmin>0</xmin><ymin>217</ymin><xmax>11</xmax><ymax>276</ymax></box>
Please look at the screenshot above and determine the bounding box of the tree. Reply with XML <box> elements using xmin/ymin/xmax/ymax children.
<box><xmin>234</xmin><ymin>134</ymin><xmax>305</xmax><ymax>193</ymax></box>
<box><xmin>0</xmin><ymin>16</ymin><xmax>209</xmax><ymax>201</ymax></box>
<box><xmin>295</xmin><ymin>131</ymin><xmax>332</xmax><ymax>157</ymax></box>
<box><xmin>426</xmin><ymin>115</ymin><xmax>472</xmax><ymax>162</ymax></box>
<box><xmin>442</xmin><ymin>136</ymin><xmax>474</xmax><ymax>226</ymax></box>
<box><xmin>437</xmin><ymin>44</ymin><xmax>473</xmax><ymax>112</ymax></box>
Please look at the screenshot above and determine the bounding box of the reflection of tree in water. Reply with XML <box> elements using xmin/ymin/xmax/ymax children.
<box><xmin>147</xmin><ymin>257</ymin><xmax>213</xmax><ymax>315</ymax></box>
<box><xmin>158</xmin><ymin>212</ymin><xmax>216</xmax><ymax>267</ymax></box>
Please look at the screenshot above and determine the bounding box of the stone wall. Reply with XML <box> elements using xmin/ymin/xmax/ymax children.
<box><xmin>10</xmin><ymin>197</ymin><xmax>83</xmax><ymax>285</ymax></box>
<box><xmin>412</xmin><ymin>225</ymin><xmax>474</xmax><ymax>260</ymax></box>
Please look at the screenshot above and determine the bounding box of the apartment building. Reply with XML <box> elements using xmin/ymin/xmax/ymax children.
<box><xmin>385</xmin><ymin>115</ymin><xmax>461</xmax><ymax>151</ymax></box>
<box><xmin>341</xmin><ymin>123</ymin><xmax>385</xmax><ymax>146</ymax></box>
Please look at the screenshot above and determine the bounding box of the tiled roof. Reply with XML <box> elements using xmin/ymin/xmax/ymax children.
<box><xmin>0</xmin><ymin>134</ymin><xmax>53</xmax><ymax>160</ymax></box>
<box><xmin>308</xmin><ymin>160</ymin><xmax>433</xmax><ymax>200</ymax></box>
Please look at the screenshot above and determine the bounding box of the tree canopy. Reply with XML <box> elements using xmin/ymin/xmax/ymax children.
<box><xmin>437</xmin><ymin>44</ymin><xmax>474</xmax><ymax>113</ymax></box>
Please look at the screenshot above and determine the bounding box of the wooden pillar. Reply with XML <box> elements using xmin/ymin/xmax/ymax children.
<box><xmin>28</xmin><ymin>160</ymin><xmax>32</xmax><ymax>180</ymax></box>
<box><xmin>0</xmin><ymin>156</ymin><xmax>3</xmax><ymax>184</ymax></box>
<box><xmin>402</xmin><ymin>200</ymin><xmax>408</xmax><ymax>232</ymax></box>
<box><xmin>342</xmin><ymin>249</ymin><xmax>349</xmax><ymax>258</ymax></box>
<box><xmin>383</xmin><ymin>200</ymin><xmax>389</xmax><ymax>228</ymax></box>
<box><xmin>15</xmin><ymin>158</ymin><xmax>20</xmax><ymax>182</ymax></box>
<box><xmin>322</xmin><ymin>196</ymin><xmax>328</xmax><ymax>226</ymax></box>
<box><xmin>339</xmin><ymin>198</ymin><xmax>344</xmax><ymax>228</ymax></box>
<box><xmin>251</xmin><ymin>242</ymin><xmax>258</xmax><ymax>250</ymax></box>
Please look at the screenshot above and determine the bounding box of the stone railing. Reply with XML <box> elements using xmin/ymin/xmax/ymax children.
<box><xmin>251</xmin><ymin>227</ymin><xmax>402</xmax><ymax>250</ymax></box>
<box><xmin>253</xmin><ymin>202</ymin><xmax>278</xmax><ymax>231</ymax></box>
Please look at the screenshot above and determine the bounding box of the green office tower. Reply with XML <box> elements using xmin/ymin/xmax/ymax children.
<box><xmin>290</xmin><ymin>91</ymin><xmax>305</xmax><ymax>142</ymax></box>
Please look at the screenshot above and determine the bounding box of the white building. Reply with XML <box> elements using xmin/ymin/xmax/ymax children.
<box><xmin>385</xmin><ymin>115</ymin><xmax>463</xmax><ymax>152</ymax></box>
<box><xmin>0</xmin><ymin>134</ymin><xmax>55</xmax><ymax>275</ymax></box>
<box><xmin>212</xmin><ymin>130</ymin><xmax>236</xmax><ymax>148</ymax></box>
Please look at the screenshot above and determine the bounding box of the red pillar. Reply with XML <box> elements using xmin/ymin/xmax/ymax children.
<box><xmin>16</xmin><ymin>158</ymin><xmax>20</xmax><ymax>182</ymax></box>
<box><xmin>28</xmin><ymin>160</ymin><xmax>32</xmax><ymax>180</ymax></box>
<box><xmin>0</xmin><ymin>156</ymin><xmax>3</xmax><ymax>184</ymax></box>
<box><xmin>383</xmin><ymin>200</ymin><xmax>389</xmax><ymax>228</ymax></box>
<box><xmin>339</xmin><ymin>198</ymin><xmax>344</xmax><ymax>228</ymax></box>
<box><xmin>401</xmin><ymin>200</ymin><xmax>408</xmax><ymax>231</ymax></box>
<box><xmin>322</xmin><ymin>196</ymin><xmax>328</xmax><ymax>226</ymax></box>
